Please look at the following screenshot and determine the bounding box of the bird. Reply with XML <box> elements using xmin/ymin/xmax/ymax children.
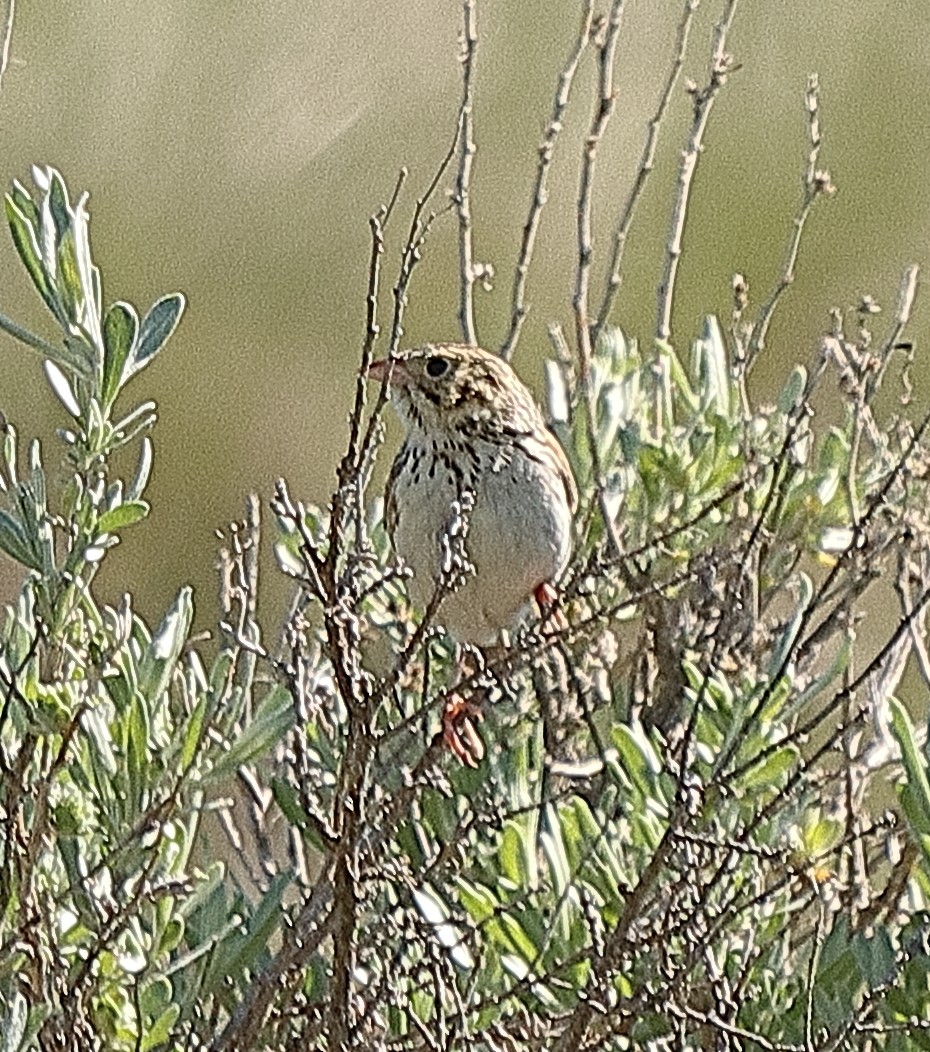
<box><xmin>365</xmin><ymin>343</ymin><xmax>577</xmax><ymax>761</ymax></box>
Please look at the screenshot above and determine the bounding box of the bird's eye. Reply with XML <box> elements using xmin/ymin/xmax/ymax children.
<box><xmin>425</xmin><ymin>357</ymin><xmax>450</xmax><ymax>379</ymax></box>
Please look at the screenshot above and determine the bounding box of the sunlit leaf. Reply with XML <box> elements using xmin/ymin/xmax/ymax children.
<box><xmin>101</xmin><ymin>301</ymin><xmax>139</xmax><ymax>407</ymax></box>
<box><xmin>127</xmin><ymin>294</ymin><xmax>186</xmax><ymax>379</ymax></box>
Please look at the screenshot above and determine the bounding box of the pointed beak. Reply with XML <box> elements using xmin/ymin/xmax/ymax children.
<box><xmin>364</xmin><ymin>358</ymin><xmax>389</xmax><ymax>382</ymax></box>
<box><xmin>363</xmin><ymin>357</ymin><xmax>409</xmax><ymax>386</ymax></box>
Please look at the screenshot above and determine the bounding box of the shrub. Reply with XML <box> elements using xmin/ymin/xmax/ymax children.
<box><xmin>1</xmin><ymin>6</ymin><xmax>930</xmax><ymax>1051</ymax></box>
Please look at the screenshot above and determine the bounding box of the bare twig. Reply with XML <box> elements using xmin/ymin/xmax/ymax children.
<box><xmin>746</xmin><ymin>73</ymin><xmax>835</xmax><ymax>374</ymax></box>
<box><xmin>0</xmin><ymin>0</ymin><xmax>13</xmax><ymax>94</ymax></box>
<box><xmin>655</xmin><ymin>0</ymin><xmax>739</xmax><ymax>435</ymax></box>
<box><xmin>455</xmin><ymin>0</ymin><xmax>479</xmax><ymax>345</ymax></box>
<box><xmin>500</xmin><ymin>1</ymin><xmax>594</xmax><ymax>361</ymax></box>
<box><xmin>869</xmin><ymin>263</ymin><xmax>919</xmax><ymax>399</ymax></box>
<box><xmin>594</xmin><ymin>0</ymin><xmax>700</xmax><ymax>341</ymax></box>
<box><xmin>210</xmin><ymin>884</ymin><xmax>336</xmax><ymax>1052</ymax></box>
<box><xmin>666</xmin><ymin>1001</ymin><xmax>805</xmax><ymax>1052</ymax></box>
<box><xmin>573</xmin><ymin>0</ymin><xmax>627</xmax><ymax>556</ymax></box>
<box><xmin>715</xmin><ymin>400</ymin><xmax>930</xmax><ymax>782</ymax></box>
<box><xmin>553</xmin><ymin>821</ymin><xmax>678</xmax><ymax>1051</ymax></box>
<box><xmin>0</xmin><ymin>311</ymin><xmax>69</xmax><ymax>361</ymax></box>
<box><xmin>343</xmin><ymin>169</ymin><xmax>406</xmax><ymax>484</ymax></box>
<box><xmin>388</xmin><ymin>146</ymin><xmax>460</xmax><ymax>357</ymax></box>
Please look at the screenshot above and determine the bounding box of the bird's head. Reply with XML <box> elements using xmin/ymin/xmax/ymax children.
<box><xmin>364</xmin><ymin>343</ymin><xmax>539</xmax><ymax>439</ymax></box>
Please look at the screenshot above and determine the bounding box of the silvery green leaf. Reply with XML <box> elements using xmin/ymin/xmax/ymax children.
<box><xmin>777</xmin><ymin>364</ymin><xmax>808</xmax><ymax>415</ymax></box>
<box><xmin>137</xmin><ymin>587</ymin><xmax>194</xmax><ymax>703</ymax></box>
<box><xmin>101</xmin><ymin>301</ymin><xmax>139</xmax><ymax>407</ymax></box>
<box><xmin>1</xmin><ymin>422</ymin><xmax>17</xmax><ymax>487</ymax></box>
<box><xmin>71</xmin><ymin>192</ymin><xmax>104</xmax><ymax>355</ymax></box>
<box><xmin>127</xmin><ymin>437</ymin><xmax>153</xmax><ymax>501</ymax></box>
<box><xmin>208</xmin><ymin>684</ymin><xmax>293</xmax><ymax>780</ymax></box>
<box><xmin>656</xmin><ymin>338</ymin><xmax>697</xmax><ymax>415</ymax></box>
<box><xmin>0</xmin><ymin>509</ymin><xmax>40</xmax><ymax>570</ymax></box>
<box><xmin>890</xmin><ymin>699</ymin><xmax>930</xmax><ymax>841</ymax></box>
<box><xmin>30</xmin><ymin>165</ymin><xmax>50</xmax><ymax>192</ymax></box>
<box><xmin>544</xmin><ymin>359</ymin><xmax>569</xmax><ymax>423</ymax></box>
<box><xmin>5</xmin><ymin>196</ymin><xmax>53</xmax><ymax>311</ymax></box>
<box><xmin>97</xmin><ymin>501</ymin><xmax>150</xmax><ymax>533</ymax></box>
<box><xmin>127</xmin><ymin>294</ymin><xmax>186</xmax><ymax>380</ymax></box>
<box><xmin>43</xmin><ymin>360</ymin><xmax>81</xmax><ymax>418</ymax></box>
<box><xmin>691</xmin><ymin>315</ymin><xmax>731</xmax><ymax>418</ymax></box>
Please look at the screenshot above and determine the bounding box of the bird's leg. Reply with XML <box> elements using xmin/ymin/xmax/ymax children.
<box><xmin>534</xmin><ymin>580</ymin><xmax>568</xmax><ymax>633</ymax></box>
<box><xmin>440</xmin><ymin>644</ymin><xmax>486</xmax><ymax>767</ymax></box>
<box><xmin>534</xmin><ymin>580</ymin><xmax>558</xmax><ymax>610</ymax></box>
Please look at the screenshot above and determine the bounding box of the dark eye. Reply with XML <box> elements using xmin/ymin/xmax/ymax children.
<box><xmin>425</xmin><ymin>357</ymin><xmax>450</xmax><ymax>379</ymax></box>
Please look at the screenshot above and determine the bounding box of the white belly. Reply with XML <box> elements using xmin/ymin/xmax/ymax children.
<box><xmin>391</xmin><ymin>436</ymin><xmax>571</xmax><ymax>645</ymax></box>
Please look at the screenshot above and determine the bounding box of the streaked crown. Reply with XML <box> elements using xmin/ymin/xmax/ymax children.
<box><xmin>370</xmin><ymin>343</ymin><xmax>544</xmax><ymax>439</ymax></box>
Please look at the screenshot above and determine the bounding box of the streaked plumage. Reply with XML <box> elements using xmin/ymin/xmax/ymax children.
<box><xmin>367</xmin><ymin>343</ymin><xmax>576</xmax><ymax>645</ymax></box>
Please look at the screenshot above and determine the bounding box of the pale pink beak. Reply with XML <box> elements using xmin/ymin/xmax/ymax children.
<box><xmin>364</xmin><ymin>357</ymin><xmax>410</xmax><ymax>386</ymax></box>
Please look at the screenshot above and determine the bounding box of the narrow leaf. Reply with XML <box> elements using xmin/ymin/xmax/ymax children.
<box><xmin>71</xmin><ymin>193</ymin><xmax>104</xmax><ymax>354</ymax></box>
<box><xmin>127</xmin><ymin>437</ymin><xmax>153</xmax><ymax>501</ymax></box>
<box><xmin>737</xmin><ymin>744</ymin><xmax>799</xmax><ymax>791</ymax></box>
<box><xmin>5</xmin><ymin>197</ymin><xmax>53</xmax><ymax>310</ymax></box>
<box><xmin>46</xmin><ymin>169</ymin><xmax>71</xmax><ymax>245</ymax></box>
<box><xmin>101</xmin><ymin>301</ymin><xmax>139</xmax><ymax>407</ymax></box>
<box><xmin>180</xmin><ymin>695</ymin><xmax>209</xmax><ymax>772</ymax></box>
<box><xmin>0</xmin><ymin>509</ymin><xmax>40</xmax><ymax>569</ymax></box>
<box><xmin>43</xmin><ymin>360</ymin><xmax>81</xmax><ymax>418</ymax></box>
<box><xmin>137</xmin><ymin>587</ymin><xmax>194</xmax><ymax>703</ymax></box>
<box><xmin>691</xmin><ymin>315</ymin><xmax>731</xmax><ymax>417</ymax></box>
<box><xmin>890</xmin><ymin>698</ymin><xmax>930</xmax><ymax>837</ymax></box>
<box><xmin>208</xmin><ymin>685</ymin><xmax>293</xmax><ymax>779</ymax></box>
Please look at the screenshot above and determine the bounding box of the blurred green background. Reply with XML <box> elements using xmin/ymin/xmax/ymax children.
<box><xmin>1</xmin><ymin>1</ymin><xmax>929</xmax><ymax>631</ymax></box>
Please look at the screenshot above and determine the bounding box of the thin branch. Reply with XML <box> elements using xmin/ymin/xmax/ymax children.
<box><xmin>594</xmin><ymin>0</ymin><xmax>700</xmax><ymax>341</ymax></box>
<box><xmin>0</xmin><ymin>0</ymin><xmax>12</xmax><ymax>93</ymax></box>
<box><xmin>349</xmin><ymin>170</ymin><xmax>408</xmax><ymax>482</ymax></box>
<box><xmin>573</xmin><ymin>0</ymin><xmax>627</xmax><ymax>557</ymax></box>
<box><xmin>715</xmin><ymin>399</ymin><xmax>930</xmax><ymax>782</ymax></box>
<box><xmin>804</xmin><ymin>901</ymin><xmax>826</xmax><ymax>1051</ymax></box>
<box><xmin>655</xmin><ymin>0</ymin><xmax>739</xmax><ymax>435</ymax></box>
<box><xmin>388</xmin><ymin>143</ymin><xmax>461</xmax><ymax>357</ymax></box>
<box><xmin>745</xmin><ymin>73</ymin><xmax>834</xmax><ymax>374</ymax></box>
<box><xmin>342</xmin><ymin>169</ymin><xmax>405</xmax><ymax>478</ymax></box>
<box><xmin>455</xmin><ymin>0</ymin><xmax>479</xmax><ymax>346</ymax></box>
<box><xmin>0</xmin><ymin>311</ymin><xmax>70</xmax><ymax>361</ymax></box>
<box><xmin>210</xmin><ymin>885</ymin><xmax>336</xmax><ymax>1052</ymax></box>
<box><xmin>499</xmin><ymin>1</ymin><xmax>594</xmax><ymax>362</ymax></box>
<box><xmin>667</xmin><ymin>1001</ymin><xmax>805</xmax><ymax>1052</ymax></box>
<box><xmin>869</xmin><ymin>263</ymin><xmax>919</xmax><ymax>399</ymax></box>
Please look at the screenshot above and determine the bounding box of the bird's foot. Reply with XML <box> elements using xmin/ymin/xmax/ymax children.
<box><xmin>441</xmin><ymin>694</ymin><xmax>485</xmax><ymax>767</ymax></box>
<box><xmin>534</xmin><ymin>580</ymin><xmax>567</xmax><ymax>631</ymax></box>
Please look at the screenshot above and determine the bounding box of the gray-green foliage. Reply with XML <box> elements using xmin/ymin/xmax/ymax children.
<box><xmin>0</xmin><ymin>169</ymin><xmax>287</xmax><ymax>1050</ymax></box>
<box><xmin>1</xmin><ymin>164</ymin><xmax>930</xmax><ymax>1052</ymax></box>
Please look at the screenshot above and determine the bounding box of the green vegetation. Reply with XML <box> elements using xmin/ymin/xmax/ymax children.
<box><xmin>0</xmin><ymin>161</ymin><xmax>928</xmax><ymax>1051</ymax></box>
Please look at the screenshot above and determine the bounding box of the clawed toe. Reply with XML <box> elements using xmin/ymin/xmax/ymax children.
<box><xmin>534</xmin><ymin>580</ymin><xmax>567</xmax><ymax>631</ymax></box>
<box><xmin>441</xmin><ymin>695</ymin><xmax>485</xmax><ymax>767</ymax></box>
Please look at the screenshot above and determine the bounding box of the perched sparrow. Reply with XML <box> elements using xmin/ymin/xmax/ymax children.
<box><xmin>366</xmin><ymin>343</ymin><xmax>577</xmax><ymax>645</ymax></box>
<box><xmin>366</xmin><ymin>343</ymin><xmax>577</xmax><ymax>764</ymax></box>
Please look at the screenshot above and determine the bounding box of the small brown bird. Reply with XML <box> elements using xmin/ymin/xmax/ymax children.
<box><xmin>366</xmin><ymin>343</ymin><xmax>577</xmax><ymax>763</ymax></box>
<box><xmin>367</xmin><ymin>342</ymin><xmax>577</xmax><ymax>644</ymax></box>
